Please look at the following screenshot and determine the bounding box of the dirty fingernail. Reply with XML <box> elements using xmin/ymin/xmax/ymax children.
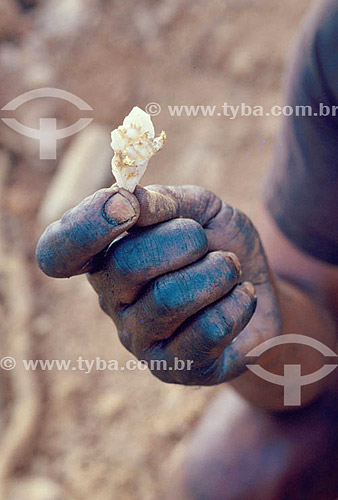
<box><xmin>223</xmin><ymin>251</ymin><xmax>241</xmax><ymax>273</ymax></box>
<box><xmin>243</xmin><ymin>281</ymin><xmax>255</xmax><ymax>296</ymax></box>
<box><xmin>103</xmin><ymin>193</ymin><xmax>136</xmax><ymax>225</ymax></box>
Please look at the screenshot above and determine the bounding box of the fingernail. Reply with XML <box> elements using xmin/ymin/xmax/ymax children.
<box><xmin>224</xmin><ymin>251</ymin><xmax>241</xmax><ymax>273</ymax></box>
<box><xmin>103</xmin><ymin>193</ymin><xmax>136</xmax><ymax>225</ymax></box>
<box><xmin>243</xmin><ymin>281</ymin><xmax>255</xmax><ymax>296</ymax></box>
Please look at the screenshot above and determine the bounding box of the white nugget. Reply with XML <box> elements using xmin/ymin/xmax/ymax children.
<box><xmin>110</xmin><ymin>106</ymin><xmax>166</xmax><ymax>192</ymax></box>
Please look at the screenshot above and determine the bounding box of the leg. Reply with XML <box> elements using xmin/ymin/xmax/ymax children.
<box><xmin>170</xmin><ymin>386</ymin><xmax>338</xmax><ymax>500</ymax></box>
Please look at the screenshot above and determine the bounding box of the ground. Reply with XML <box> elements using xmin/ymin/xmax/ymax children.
<box><xmin>0</xmin><ymin>1</ymin><xmax>311</xmax><ymax>499</ymax></box>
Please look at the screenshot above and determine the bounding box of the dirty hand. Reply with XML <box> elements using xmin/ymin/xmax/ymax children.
<box><xmin>36</xmin><ymin>184</ymin><xmax>280</xmax><ymax>385</ymax></box>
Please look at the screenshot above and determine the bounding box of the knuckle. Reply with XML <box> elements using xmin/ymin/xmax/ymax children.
<box><xmin>177</xmin><ymin>185</ymin><xmax>222</xmax><ymax>225</ymax></box>
<box><xmin>152</xmin><ymin>274</ymin><xmax>188</xmax><ymax>316</ymax></box>
<box><xmin>230</xmin><ymin>209</ymin><xmax>259</xmax><ymax>250</ymax></box>
<box><xmin>204</xmin><ymin>252</ymin><xmax>240</xmax><ymax>289</ymax></box>
<box><xmin>162</xmin><ymin>218</ymin><xmax>208</xmax><ymax>256</ymax></box>
<box><xmin>194</xmin><ymin>187</ymin><xmax>222</xmax><ymax>224</ymax></box>
<box><xmin>198</xmin><ymin>309</ymin><xmax>234</xmax><ymax>346</ymax></box>
<box><xmin>221</xmin><ymin>203</ymin><xmax>257</xmax><ymax>239</ymax></box>
<box><xmin>152</xmin><ymin>280</ymin><xmax>175</xmax><ymax>315</ymax></box>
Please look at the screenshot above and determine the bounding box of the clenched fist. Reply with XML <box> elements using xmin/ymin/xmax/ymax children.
<box><xmin>36</xmin><ymin>184</ymin><xmax>280</xmax><ymax>385</ymax></box>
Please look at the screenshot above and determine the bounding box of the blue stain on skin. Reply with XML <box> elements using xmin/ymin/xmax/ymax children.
<box><xmin>110</xmin><ymin>218</ymin><xmax>207</xmax><ymax>276</ymax></box>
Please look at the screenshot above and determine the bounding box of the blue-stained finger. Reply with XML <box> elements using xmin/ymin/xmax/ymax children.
<box><xmin>118</xmin><ymin>251</ymin><xmax>241</xmax><ymax>353</ymax></box>
<box><xmin>36</xmin><ymin>186</ymin><xmax>139</xmax><ymax>278</ymax></box>
<box><xmin>90</xmin><ymin>218</ymin><xmax>209</xmax><ymax>307</ymax></box>
<box><xmin>167</xmin><ymin>282</ymin><xmax>257</xmax><ymax>380</ymax></box>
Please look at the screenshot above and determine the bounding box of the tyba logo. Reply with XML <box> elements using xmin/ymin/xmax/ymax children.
<box><xmin>1</xmin><ymin>88</ymin><xmax>93</xmax><ymax>159</ymax></box>
<box><xmin>246</xmin><ymin>334</ymin><xmax>337</xmax><ymax>406</ymax></box>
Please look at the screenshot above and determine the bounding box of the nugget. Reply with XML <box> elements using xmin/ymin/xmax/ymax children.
<box><xmin>110</xmin><ymin>106</ymin><xmax>166</xmax><ymax>192</ymax></box>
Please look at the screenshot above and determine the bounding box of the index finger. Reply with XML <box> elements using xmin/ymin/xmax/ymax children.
<box><xmin>36</xmin><ymin>185</ymin><xmax>139</xmax><ymax>278</ymax></box>
<box><xmin>134</xmin><ymin>185</ymin><xmax>222</xmax><ymax>227</ymax></box>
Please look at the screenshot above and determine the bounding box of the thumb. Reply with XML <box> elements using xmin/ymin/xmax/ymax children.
<box><xmin>36</xmin><ymin>186</ymin><xmax>139</xmax><ymax>278</ymax></box>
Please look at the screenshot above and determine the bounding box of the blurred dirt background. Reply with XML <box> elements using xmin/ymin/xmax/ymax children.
<box><xmin>0</xmin><ymin>0</ymin><xmax>312</xmax><ymax>499</ymax></box>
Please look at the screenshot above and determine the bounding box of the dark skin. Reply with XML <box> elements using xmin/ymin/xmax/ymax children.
<box><xmin>170</xmin><ymin>381</ymin><xmax>338</xmax><ymax>500</ymax></box>
<box><xmin>36</xmin><ymin>183</ymin><xmax>337</xmax><ymax>404</ymax></box>
<box><xmin>36</xmin><ymin>183</ymin><xmax>338</xmax><ymax>499</ymax></box>
<box><xmin>169</xmin><ymin>214</ymin><xmax>338</xmax><ymax>499</ymax></box>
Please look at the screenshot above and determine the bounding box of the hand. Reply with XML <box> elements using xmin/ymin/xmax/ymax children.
<box><xmin>36</xmin><ymin>184</ymin><xmax>281</xmax><ymax>385</ymax></box>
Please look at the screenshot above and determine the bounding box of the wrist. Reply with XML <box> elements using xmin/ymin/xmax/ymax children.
<box><xmin>230</xmin><ymin>278</ymin><xmax>336</xmax><ymax>411</ymax></box>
